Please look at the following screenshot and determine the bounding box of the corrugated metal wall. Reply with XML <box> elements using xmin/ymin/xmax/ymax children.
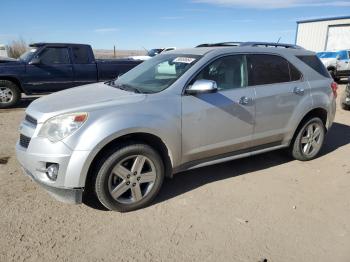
<box><xmin>296</xmin><ymin>18</ymin><xmax>350</xmax><ymax>52</ymax></box>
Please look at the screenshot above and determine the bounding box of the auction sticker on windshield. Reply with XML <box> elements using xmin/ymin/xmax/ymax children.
<box><xmin>173</xmin><ymin>57</ymin><xmax>196</xmax><ymax>64</ymax></box>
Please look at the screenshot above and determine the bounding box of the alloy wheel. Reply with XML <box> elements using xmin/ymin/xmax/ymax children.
<box><xmin>300</xmin><ymin>122</ymin><xmax>323</xmax><ymax>156</ymax></box>
<box><xmin>0</xmin><ymin>87</ymin><xmax>13</xmax><ymax>103</ymax></box>
<box><xmin>108</xmin><ymin>155</ymin><xmax>157</xmax><ymax>204</ymax></box>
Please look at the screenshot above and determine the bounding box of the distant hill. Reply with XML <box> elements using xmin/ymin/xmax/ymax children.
<box><xmin>93</xmin><ymin>49</ymin><xmax>146</xmax><ymax>59</ymax></box>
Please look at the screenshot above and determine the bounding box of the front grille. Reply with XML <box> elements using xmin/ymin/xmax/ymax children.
<box><xmin>19</xmin><ymin>134</ymin><xmax>31</xmax><ymax>148</ymax></box>
<box><xmin>25</xmin><ymin>114</ymin><xmax>37</xmax><ymax>126</ymax></box>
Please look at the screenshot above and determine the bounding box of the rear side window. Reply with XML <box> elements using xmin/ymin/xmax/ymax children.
<box><xmin>296</xmin><ymin>55</ymin><xmax>330</xmax><ymax>78</ymax></box>
<box><xmin>39</xmin><ymin>47</ymin><xmax>70</xmax><ymax>64</ymax></box>
<box><xmin>247</xmin><ymin>54</ymin><xmax>292</xmax><ymax>86</ymax></box>
<box><xmin>72</xmin><ymin>46</ymin><xmax>91</xmax><ymax>64</ymax></box>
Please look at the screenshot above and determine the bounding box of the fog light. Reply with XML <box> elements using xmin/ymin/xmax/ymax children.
<box><xmin>46</xmin><ymin>164</ymin><xmax>59</xmax><ymax>181</ymax></box>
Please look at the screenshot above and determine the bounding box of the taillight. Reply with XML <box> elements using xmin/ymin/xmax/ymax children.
<box><xmin>331</xmin><ymin>82</ymin><xmax>338</xmax><ymax>98</ymax></box>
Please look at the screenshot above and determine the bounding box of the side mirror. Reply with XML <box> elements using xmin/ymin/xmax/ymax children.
<box><xmin>186</xmin><ymin>79</ymin><xmax>218</xmax><ymax>95</ymax></box>
<box><xmin>29</xmin><ymin>57</ymin><xmax>41</xmax><ymax>65</ymax></box>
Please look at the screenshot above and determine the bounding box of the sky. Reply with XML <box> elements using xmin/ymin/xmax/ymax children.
<box><xmin>1</xmin><ymin>0</ymin><xmax>349</xmax><ymax>50</ymax></box>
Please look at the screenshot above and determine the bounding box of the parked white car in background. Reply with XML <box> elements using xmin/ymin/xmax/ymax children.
<box><xmin>0</xmin><ymin>45</ymin><xmax>8</xmax><ymax>57</ymax></box>
<box><xmin>129</xmin><ymin>47</ymin><xmax>176</xmax><ymax>61</ymax></box>
<box><xmin>317</xmin><ymin>50</ymin><xmax>350</xmax><ymax>81</ymax></box>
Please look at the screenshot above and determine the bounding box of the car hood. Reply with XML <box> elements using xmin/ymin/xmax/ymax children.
<box><xmin>27</xmin><ymin>82</ymin><xmax>146</xmax><ymax>123</ymax></box>
<box><xmin>0</xmin><ymin>58</ymin><xmax>21</xmax><ymax>64</ymax></box>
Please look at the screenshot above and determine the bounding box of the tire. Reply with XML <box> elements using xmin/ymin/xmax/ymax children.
<box><xmin>94</xmin><ymin>143</ymin><xmax>164</xmax><ymax>212</ymax></box>
<box><xmin>0</xmin><ymin>80</ymin><xmax>21</xmax><ymax>108</ymax></box>
<box><xmin>341</xmin><ymin>103</ymin><xmax>350</xmax><ymax>110</ymax></box>
<box><xmin>289</xmin><ymin>117</ymin><xmax>326</xmax><ymax>161</ymax></box>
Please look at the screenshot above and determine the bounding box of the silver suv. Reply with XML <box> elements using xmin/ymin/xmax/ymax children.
<box><xmin>16</xmin><ymin>42</ymin><xmax>337</xmax><ymax>212</ymax></box>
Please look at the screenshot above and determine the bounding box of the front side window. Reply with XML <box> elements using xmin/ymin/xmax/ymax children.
<box><xmin>247</xmin><ymin>54</ymin><xmax>291</xmax><ymax>86</ymax></box>
<box><xmin>193</xmin><ymin>55</ymin><xmax>247</xmax><ymax>90</ymax></box>
<box><xmin>39</xmin><ymin>47</ymin><xmax>70</xmax><ymax>64</ymax></box>
<box><xmin>114</xmin><ymin>54</ymin><xmax>201</xmax><ymax>93</ymax></box>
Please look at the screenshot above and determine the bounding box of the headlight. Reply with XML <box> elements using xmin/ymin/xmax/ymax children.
<box><xmin>38</xmin><ymin>113</ymin><xmax>88</xmax><ymax>142</ymax></box>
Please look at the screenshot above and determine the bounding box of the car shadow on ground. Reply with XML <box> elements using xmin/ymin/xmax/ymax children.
<box><xmin>155</xmin><ymin>122</ymin><xmax>350</xmax><ymax>206</ymax></box>
<box><xmin>83</xmin><ymin>122</ymin><xmax>350</xmax><ymax>211</ymax></box>
<box><xmin>14</xmin><ymin>96</ymin><xmax>40</xmax><ymax>109</ymax></box>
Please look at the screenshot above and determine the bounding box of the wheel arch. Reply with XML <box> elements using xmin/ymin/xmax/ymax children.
<box><xmin>289</xmin><ymin>107</ymin><xmax>328</xmax><ymax>145</ymax></box>
<box><xmin>0</xmin><ymin>76</ymin><xmax>24</xmax><ymax>93</ymax></box>
<box><xmin>84</xmin><ymin>132</ymin><xmax>173</xmax><ymax>189</ymax></box>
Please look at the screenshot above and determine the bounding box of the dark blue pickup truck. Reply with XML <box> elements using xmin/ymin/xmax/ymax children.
<box><xmin>0</xmin><ymin>43</ymin><xmax>142</xmax><ymax>108</ymax></box>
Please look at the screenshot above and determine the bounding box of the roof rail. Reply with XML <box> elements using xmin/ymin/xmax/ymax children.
<box><xmin>195</xmin><ymin>41</ymin><xmax>303</xmax><ymax>49</ymax></box>
<box><xmin>240</xmin><ymin>42</ymin><xmax>303</xmax><ymax>49</ymax></box>
<box><xmin>196</xmin><ymin>42</ymin><xmax>242</xmax><ymax>47</ymax></box>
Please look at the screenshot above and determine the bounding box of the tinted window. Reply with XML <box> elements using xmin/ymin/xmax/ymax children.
<box><xmin>193</xmin><ymin>55</ymin><xmax>247</xmax><ymax>90</ymax></box>
<box><xmin>72</xmin><ymin>46</ymin><xmax>90</xmax><ymax>64</ymax></box>
<box><xmin>289</xmin><ymin>63</ymin><xmax>302</xmax><ymax>81</ymax></box>
<box><xmin>39</xmin><ymin>47</ymin><xmax>70</xmax><ymax>64</ymax></box>
<box><xmin>247</xmin><ymin>54</ymin><xmax>290</xmax><ymax>86</ymax></box>
<box><xmin>296</xmin><ymin>55</ymin><xmax>330</xmax><ymax>78</ymax></box>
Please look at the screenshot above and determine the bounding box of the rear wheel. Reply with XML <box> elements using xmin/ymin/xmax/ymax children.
<box><xmin>290</xmin><ymin>117</ymin><xmax>326</xmax><ymax>161</ymax></box>
<box><xmin>94</xmin><ymin>143</ymin><xmax>164</xmax><ymax>212</ymax></box>
<box><xmin>0</xmin><ymin>80</ymin><xmax>21</xmax><ymax>108</ymax></box>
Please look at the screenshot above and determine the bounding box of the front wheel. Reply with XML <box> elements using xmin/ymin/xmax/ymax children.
<box><xmin>290</xmin><ymin>118</ymin><xmax>326</xmax><ymax>161</ymax></box>
<box><xmin>94</xmin><ymin>143</ymin><xmax>164</xmax><ymax>212</ymax></box>
<box><xmin>0</xmin><ymin>80</ymin><xmax>21</xmax><ymax>108</ymax></box>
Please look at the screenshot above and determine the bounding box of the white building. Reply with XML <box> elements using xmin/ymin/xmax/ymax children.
<box><xmin>296</xmin><ymin>16</ymin><xmax>350</xmax><ymax>52</ymax></box>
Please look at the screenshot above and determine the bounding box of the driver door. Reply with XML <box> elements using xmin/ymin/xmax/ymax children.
<box><xmin>25</xmin><ymin>47</ymin><xmax>73</xmax><ymax>92</ymax></box>
<box><xmin>181</xmin><ymin>55</ymin><xmax>255</xmax><ymax>163</ymax></box>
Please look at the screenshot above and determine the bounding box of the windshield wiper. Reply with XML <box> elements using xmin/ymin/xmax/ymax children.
<box><xmin>110</xmin><ymin>82</ymin><xmax>142</xmax><ymax>93</ymax></box>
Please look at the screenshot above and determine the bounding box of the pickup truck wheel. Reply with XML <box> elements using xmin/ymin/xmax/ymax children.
<box><xmin>0</xmin><ymin>80</ymin><xmax>21</xmax><ymax>108</ymax></box>
<box><xmin>94</xmin><ymin>143</ymin><xmax>164</xmax><ymax>212</ymax></box>
<box><xmin>290</xmin><ymin>117</ymin><xmax>325</xmax><ymax>161</ymax></box>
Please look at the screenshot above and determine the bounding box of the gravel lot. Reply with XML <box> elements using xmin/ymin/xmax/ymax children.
<box><xmin>0</xmin><ymin>86</ymin><xmax>350</xmax><ymax>262</ymax></box>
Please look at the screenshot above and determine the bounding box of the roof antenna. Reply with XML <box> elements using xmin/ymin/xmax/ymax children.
<box><xmin>277</xmin><ymin>37</ymin><xmax>281</xmax><ymax>43</ymax></box>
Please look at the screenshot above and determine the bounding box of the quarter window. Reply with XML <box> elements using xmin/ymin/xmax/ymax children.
<box><xmin>247</xmin><ymin>54</ymin><xmax>291</xmax><ymax>86</ymax></box>
<box><xmin>193</xmin><ymin>55</ymin><xmax>247</xmax><ymax>90</ymax></box>
<box><xmin>39</xmin><ymin>47</ymin><xmax>70</xmax><ymax>64</ymax></box>
<box><xmin>296</xmin><ymin>55</ymin><xmax>330</xmax><ymax>78</ymax></box>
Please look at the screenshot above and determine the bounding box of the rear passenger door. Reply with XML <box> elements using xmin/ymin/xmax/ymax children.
<box><xmin>71</xmin><ymin>45</ymin><xmax>98</xmax><ymax>86</ymax></box>
<box><xmin>247</xmin><ymin>54</ymin><xmax>308</xmax><ymax>147</ymax></box>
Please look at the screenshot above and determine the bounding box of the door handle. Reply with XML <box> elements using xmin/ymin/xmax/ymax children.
<box><xmin>239</xmin><ymin>96</ymin><xmax>252</xmax><ymax>105</ymax></box>
<box><xmin>293</xmin><ymin>87</ymin><xmax>305</xmax><ymax>95</ymax></box>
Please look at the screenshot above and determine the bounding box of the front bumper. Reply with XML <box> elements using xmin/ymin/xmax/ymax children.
<box><xmin>16</xmin><ymin>137</ymin><xmax>91</xmax><ymax>204</ymax></box>
<box><xmin>21</xmin><ymin>167</ymin><xmax>83</xmax><ymax>204</ymax></box>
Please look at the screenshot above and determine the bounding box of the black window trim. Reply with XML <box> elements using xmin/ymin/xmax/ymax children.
<box><xmin>182</xmin><ymin>52</ymin><xmax>304</xmax><ymax>95</ymax></box>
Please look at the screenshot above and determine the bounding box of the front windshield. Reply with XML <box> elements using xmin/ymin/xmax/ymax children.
<box><xmin>19</xmin><ymin>48</ymin><xmax>37</xmax><ymax>62</ymax></box>
<box><xmin>317</xmin><ymin>52</ymin><xmax>337</xmax><ymax>59</ymax></box>
<box><xmin>147</xmin><ymin>49</ymin><xmax>163</xmax><ymax>57</ymax></box>
<box><xmin>113</xmin><ymin>54</ymin><xmax>201</xmax><ymax>93</ymax></box>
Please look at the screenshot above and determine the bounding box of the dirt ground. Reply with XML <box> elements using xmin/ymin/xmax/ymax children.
<box><xmin>0</xmin><ymin>86</ymin><xmax>349</xmax><ymax>262</ymax></box>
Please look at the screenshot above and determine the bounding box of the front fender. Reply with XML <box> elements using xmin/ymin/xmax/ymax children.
<box><xmin>63</xmin><ymin>109</ymin><xmax>181</xmax><ymax>187</ymax></box>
